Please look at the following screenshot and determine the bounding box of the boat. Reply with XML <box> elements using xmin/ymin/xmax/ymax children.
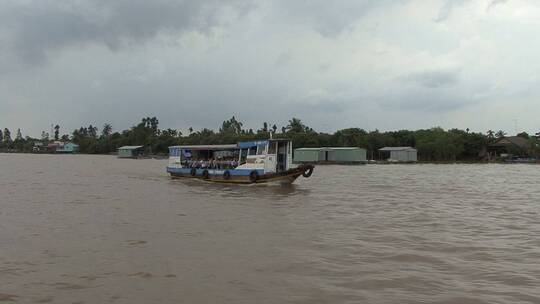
<box><xmin>166</xmin><ymin>139</ymin><xmax>314</xmax><ymax>184</ymax></box>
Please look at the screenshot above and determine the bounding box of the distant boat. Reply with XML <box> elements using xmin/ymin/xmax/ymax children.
<box><xmin>166</xmin><ymin>139</ymin><xmax>314</xmax><ymax>184</ymax></box>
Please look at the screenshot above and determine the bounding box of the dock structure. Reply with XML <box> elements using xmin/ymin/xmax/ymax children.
<box><xmin>294</xmin><ymin>147</ymin><xmax>367</xmax><ymax>164</ymax></box>
<box><xmin>378</xmin><ymin>147</ymin><xmax>417</xmax><ymax>163</ymax></box>
<box><xmin>117</xmin><ymin>146</ymin><xmax>144</xmax><ymax>158</ymax></box>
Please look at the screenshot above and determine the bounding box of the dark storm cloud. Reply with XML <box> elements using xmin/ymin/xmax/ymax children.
<box><xmin>0</xmin><ymin>0</ymin><xmax>252</xmax><ymax>63</ymax></box>
<box><xmin>399</xmin><ymin>69</ymin><xmax>460</xmax><ymax>88</ymax></box>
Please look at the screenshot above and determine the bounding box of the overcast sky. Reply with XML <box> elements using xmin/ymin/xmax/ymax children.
<box><xmin>1</xmin><ymin>0</ymin><xmax>539</xmax><ymax>137</ymax></box>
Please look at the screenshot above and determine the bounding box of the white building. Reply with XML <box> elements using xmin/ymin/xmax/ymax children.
<box><xmin>378</xmin><ymin>147</ymin><xmax>417</xmax><ymax>162</ymax></box>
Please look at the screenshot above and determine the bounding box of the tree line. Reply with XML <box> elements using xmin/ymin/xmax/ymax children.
<box><xmin>1</xmin><ymin>116</ymin><xmax>539</xmax><ymax>161</ymax></box>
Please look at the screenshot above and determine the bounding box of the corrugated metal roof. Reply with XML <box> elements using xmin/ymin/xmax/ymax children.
<box><xmin>169</xmin><ymin>144</ymin><xmax>238</xmax><ymax>150</ymax></box>
<box><xmin>326</xmin><ymin>147</ymin><xmax>363</xmax><ymax>150</ymax></box>
<box><xmin>295</xmin><ymin>147</ymin><xmax>364</xmax><ymax>151</ymax></box>
<box><xmin>118</xmin><ymin>146</ymin><xmax>144</xmax><ymax>150</ymax></box>
<box><xmin>489</xmin><ymin>136</ymin><xmax>530</xmax><ymax>148</ymax></box>
<box><xmin>295</xmin><ymin>148</ymin><xmax>323</xmax><ymax>151</ymax></box>
<box><xmin>379</xmin><ymin>146</ymin><xmax>416</xmax><ymax>151</ymax></box>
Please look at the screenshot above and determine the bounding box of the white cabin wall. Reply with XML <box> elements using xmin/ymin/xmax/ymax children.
<box><xmin>287</xmin><ymin>142</ymin><xmax>293</xmax><ymax>169</ymax></box>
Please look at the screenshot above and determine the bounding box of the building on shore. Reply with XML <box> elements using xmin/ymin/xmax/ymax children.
<box><xmin>55</xmin><ymin>142</ymin><xmax>79</xmax><ymax>153</ymax></box>
<box><xmin>487</xmin><ymin>136</ymin><xmax>532</xmax><ymax>160</ymax></box>
<box><xmin>34</xmin><ymin>141</ymin><xmax>79</xmax><ymax>153</ymax></box>
<box><xmin>118</xmin><ymin>146</ymin><xmax>145</xmax><ymax>158</ymax></box>
<box><xmin>378</xmin><ymin>147</ymin><xmax>417</xmax><ymax>163</ymax></box>
<box><xmin>32</xmin><ymin>142</ymin><xmax>46</xmax><ymax>153</ymax></box>
<box><xmin>294</xmin><ymin>147</ymin><xmax>367</xmax><ymax>164</ymax></box>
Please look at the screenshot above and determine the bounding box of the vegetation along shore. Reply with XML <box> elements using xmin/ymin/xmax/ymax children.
<box><xmin>1</xmin><ymin>116</ymin><xmax>539</xmax><ymax>162</ymax></box>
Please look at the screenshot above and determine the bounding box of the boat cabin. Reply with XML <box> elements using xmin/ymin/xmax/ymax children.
<box><xmin>168</xmin><ymin>139</ymin><xmax>293</xmax><ymax>174</ymax></box>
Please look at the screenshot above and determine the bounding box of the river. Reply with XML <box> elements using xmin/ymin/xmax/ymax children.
<box><xmin>1</xmin><ymin>153</ymin><xmax>539</xmax><ymax>303</ymax></box>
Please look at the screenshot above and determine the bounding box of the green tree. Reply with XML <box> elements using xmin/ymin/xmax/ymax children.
<box><xmin>286</xmin><ymin>118</ymin><xmax>307</xmax><ymax>133</ymax></box>
<box><xmin>486</xmin><ymin>130</ymin><xmax>495</xmax><ymax>141</ymax></box>
<box><xmin>54</xmin><ymin>124</ymin><xmax>60</xmax><ymax>140</ymax></box>
<box><xmin>13</xmin><ymin>129</ymin><xmax>25</xmax><ymax>151</ymax></box>
<box><xmin>41</xmin><ymin>131</ymin><xmax>49</xmax><ymax>143</ymax></box>
<box><xmin>516</xmin><ymin>131</ymin><xmax>529</xmax><ymax>139</ymax></box>
<box><xmin>88</xmin><ymin>125</ymin><xmax>98</xmax><ymax>139</ymax></box>
<box><xmin>4</xmin><ymin>128</ymin><xmax>11</xmax><ymax>143</ymax></box>
<box><xmin>102</xmin><ymin>123</ymin><xmax>112</xmax><ymax>138</ymax></box>
<box><xmin>220</xmin><ymin>116</ymin><xmax>243</xmax><ymax>135</ymax></box>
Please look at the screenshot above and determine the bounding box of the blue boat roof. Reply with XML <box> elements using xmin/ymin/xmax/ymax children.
<box><xmin>169</xmin><ymin>139</ymin><xmax>291</xmax><ymax>150</ymax></box>
<box><xmin>169</xmin><ymin>144</ymin><xmax>237</xmax><ymax>150</ymax></box>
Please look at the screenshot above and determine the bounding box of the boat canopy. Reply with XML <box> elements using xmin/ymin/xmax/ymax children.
<box><xmin>169</xmin><ymin>139</ymin><xmax>292</xmax><ymax>157</ymax></box>
<box><xmin>237</xmin><ymin>139</ymin><xmax>290</xmax><ymax>149</ymax></box>
<box><xmin>238</xmin><ymin>140</ymin><xmax>268</xmax><ymax>149</ymax></box>
<box><xmin>169</xmin><ymin>144</ymin><xmax>238</xmax><ymax>151</ymax></box>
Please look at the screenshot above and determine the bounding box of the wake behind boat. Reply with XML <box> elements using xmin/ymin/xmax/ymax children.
<box><xmin>166</xmin><ymin>139</ymin><xmax>314</xmax><ymax>184</ymax></box>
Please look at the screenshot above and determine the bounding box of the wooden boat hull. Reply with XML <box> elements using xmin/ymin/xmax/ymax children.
<box><xmin>167</xmin><ymin>164</ymin><xmax>314</xmax><ymax>184</ymax></box>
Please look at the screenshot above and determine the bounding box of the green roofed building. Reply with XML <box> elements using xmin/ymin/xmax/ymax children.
<box><xmin>294</xmin><ymin>147</ymin><xmax>367</xmax><ymax>164</ymax></box>
<box><xmin>118</xmin><ymin>146</ymin><xmax>145</xmax><ymax>158</ymax></box>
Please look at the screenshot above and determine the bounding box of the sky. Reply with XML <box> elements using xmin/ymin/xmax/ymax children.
<box><xmin>1</xmin><ymin>0</ymin><xmax>539</xmax><ymax>137</ymax></box>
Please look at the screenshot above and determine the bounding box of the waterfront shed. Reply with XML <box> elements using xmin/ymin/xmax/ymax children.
<box><xmin>118</xmin><ymin>146</ymin><xmax>144</xmax><ymax>158</ymax></box>
<box><xmin>487</xmin><ymin>136</ymin><xmax>531</xmax><ymax>159</ymax></box>
<box><xmin>378</xmin><ymin>147</ymin><xmax>417</xmax><ymax>162</ymax></box>
<box><xmin>294</xmin><ymin>148</ymin><xmax>324</xmax><ymax>162</ymax></box>
<box><xmin>294</xmin><ymin>147</ymin><xmax>367</xmax><ymax>163</ymax></box>
<box><xmin>56</xmin><ymin>142</ymin><xmax>79</xmax><ymax>153</ymax></box>
<box><xmin>327</xmin><ymin>147</ymin><xmax>367</xmax><ymax>163</ymax></box>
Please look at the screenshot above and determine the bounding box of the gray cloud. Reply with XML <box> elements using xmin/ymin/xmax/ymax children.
<box><xmin>487</xmin><ymin>0</ymin><xmax>508</xmax><ymax>11</ymax></box>
<box><xmin>273</xmin><ymin>0</ymin><xmax>408</xmax><ymax>37</ymax></box>
<box><xmin>0</xmin><ymin>0</ymin><xmax>252</xmax><ymax>63</ymax></box>
<box><xmin>379</xmin><ymin>89</ymin><xmax>473</xmax><ymax>113</ymax></box>
<box><xmin>399</xmin><ymin>69</ymin><xmax>460</xmax><ymax>88</ymax></box>
<box><xmin>1</xmin><ymin>0</ymin><xmax>539</xmax><ymax>136</ymax></box>
<box><xmin>435</xmin><ymin>0</ymin><xmax>468</xmax><ymax>22</ymax></box>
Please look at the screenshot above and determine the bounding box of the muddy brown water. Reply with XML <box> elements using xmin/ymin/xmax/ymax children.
<box><xmin>1</xmin><ymin>153</ymin><xmax>540</xmax><ymax>304</ymax></box>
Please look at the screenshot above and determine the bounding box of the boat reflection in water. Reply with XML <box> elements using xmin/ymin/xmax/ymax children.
<box><xmin>166</xmin><ymin>139</ymin><xmax>314</xmax><ymax>184</ymax></box>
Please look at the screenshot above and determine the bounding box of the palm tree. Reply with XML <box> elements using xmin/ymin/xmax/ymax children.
<box><xmin>286</xmin><ymin>118</ymin><xmax>306</xmax><ymax>133</ymax></box>
<box><xmin>495</xmin><ymin>130</ymin><xmax>506</xmax><ymax>138</ymax></box>
<box><xmin>54</xmin><ymin>125</ymin><xmax>60</xmax><ymax>140</ymax></box>
<box><xmin>102</xmin><ymin>123</ymin><xmax>112</xmax><ymax>138</ymax></box>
